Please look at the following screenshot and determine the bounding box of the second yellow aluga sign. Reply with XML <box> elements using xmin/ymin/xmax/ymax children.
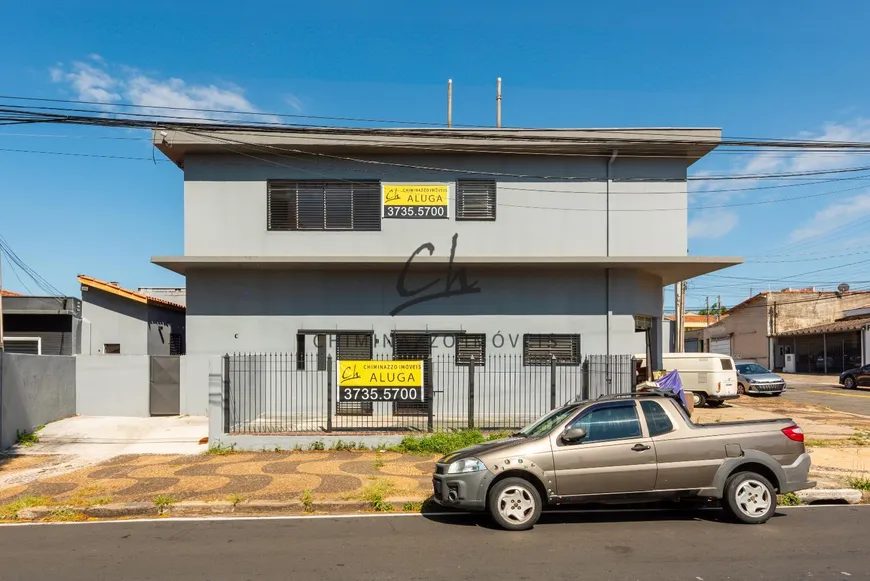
<box><xmin>381</xmin><ymin>183</ymin><xmax>449</xmax><ymax>219</ymax></box>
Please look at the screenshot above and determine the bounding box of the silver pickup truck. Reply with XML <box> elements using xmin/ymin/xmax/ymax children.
<box><xmin>432</xmin><ymin>391</ymin><xmax>814</xmax><ymax>531</ymax></box>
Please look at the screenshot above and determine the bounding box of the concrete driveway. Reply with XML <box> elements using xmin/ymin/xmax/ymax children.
<box><xmin>0</xmin><ymin>415</ymin><xmax>207</xmax><ymax>487</ymax></box>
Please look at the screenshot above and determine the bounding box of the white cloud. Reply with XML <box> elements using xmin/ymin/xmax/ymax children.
<box><xmin>687</xmin><ymin>209</ymin><xmax>738</xmax><ymax>240</ymax></box>
<box><xmin>50</xmin><ymin>58</ymin><xmax>282</xmax><ymax>123</ymax></box>
<box><xmin>284</xmin><ymin>94</ymin><xmax>303</xmax><ymax>113</ymax></box>
<box><xmin>788</xmin><ymin>191</ymin><xmax>870</xmax><ymax>242</ymax></box>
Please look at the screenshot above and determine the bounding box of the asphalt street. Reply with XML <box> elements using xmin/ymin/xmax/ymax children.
<box><xmin>780</xmin><ymin>378</ymin><xmax>870</xmax><ymax>416</ymax></box>
<box><xmin>0</xmin><ymin>506</ymin><xmax>867</xmax><ymax>580</ymax></box>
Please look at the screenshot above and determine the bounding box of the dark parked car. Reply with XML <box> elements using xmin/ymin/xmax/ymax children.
<box><xmin>840</xmin><ymin>364</ymin><xmax>870</xmax><ymax>389</ymax></box>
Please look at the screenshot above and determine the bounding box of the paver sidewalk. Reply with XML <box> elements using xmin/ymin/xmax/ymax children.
<box><xmin>0</xmin><ymin>450</ymin><xmax>437</xmax><ymax>513</ymax></box>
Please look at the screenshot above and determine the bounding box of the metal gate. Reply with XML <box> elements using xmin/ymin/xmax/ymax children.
<box><xmin>709</xmin><ymin>337</ymin><xmax>731</xmax><ymax>356</ymax></box>
<box><xmin>149</xmin><ymin>355</ymin><xmax>180</xmax><ymax>416</ymax></box>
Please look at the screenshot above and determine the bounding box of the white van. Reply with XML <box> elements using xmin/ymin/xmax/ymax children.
<box><xmin>635</xmin><ymin>352</ymin><xmax>739</xmax><ymax>408</ymax></box>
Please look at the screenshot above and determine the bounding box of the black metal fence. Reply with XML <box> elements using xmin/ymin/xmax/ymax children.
<box><xmin>224</xmin><ymin>353</ymin><xmax>636</xmax><ymax>435</ymax></box>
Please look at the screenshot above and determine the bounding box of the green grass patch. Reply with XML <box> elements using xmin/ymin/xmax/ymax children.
<box><xmin>226</xmin><ymin>494</ymin><xmax>245</xmax><ymax>507</ymax></box>
<box><xmin>390</xmin><ymin>430</ymin><xmax>511</xmax><ymax>456</ymax></box>
<box><xmin>778</xmin><ymin>492</ymin><xmax>803</xmax><ymax>506</ymax></box>
<box><xmin>846</xmin><ymin>476</ymin><xmax>870</xmax><ymax>491</ymax></box>
<box><xmin>206</xmin><ymin>442</ymin><xmax>236</xmax><ymax>455</ymax></box>
<box><xmin>0</xmin><ymin>495</ymin><xmax>51</xmax><ymax>520</ymax></box>
<box><xmin>308</xmin><ymin>441</ymin><xmax>325</xmax><ymax>451</ymax></box>
<box><xmin>849</xmin><ymin>430</ymin><xmax>870</xmax><ymax>447</ymax></box>
<box><xmin>45</xmin><ymin>508</ymin><xmax>87</xmax><ymax>522</ymax></box>
<box><xmin>15</xmin><ymin>426</ymin><xmax>44</xmax><ymax>447</ymax></box>
<box><xmin>360</xmin><ymin>479</ymin><xmax>394</xmax><ymax>512</ymax></box>
<box><xmin>402</xmin><ymin>501</ymin><xmax>423</xmax><ymax>512</ymax></box>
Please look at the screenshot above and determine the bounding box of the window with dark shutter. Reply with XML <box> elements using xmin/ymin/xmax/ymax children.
<box><xmin>335</xmin><ymin>333</ymin><xmax>373</xmax><ymax>360</ymax></box>
<box><xmin>169</xmin><ymin>333</ymin><xmax>184</xmax><ymax>355</ymax></box>
<box><xmin>456</xmin><ymin>180</ymin><xmax>496</xmax><ymax>221</ymax></box>
<box><xmin>455</xmin><ymin>334</ymin><xmax>486</xmax><ymax>366</ymax></box>
<box><xmin>523</xmin><ymin>334</ymin><xmax>581</xmax><ymax>366</ymax></box>
<box><xmin>267</xmin><ymin>181</ymin><xmax>381</xmax><ymax>231</ymax></box>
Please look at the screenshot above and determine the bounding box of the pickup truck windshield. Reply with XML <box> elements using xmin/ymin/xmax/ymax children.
<box><xmin>737</xmin><ymin>363</ymin><xmax>770</xmax><ymax>375</ymax></box>
<box><xmin>516</xmin><ymin>405</ymin><xmax>581</xmax><ymax>437</ymax></box>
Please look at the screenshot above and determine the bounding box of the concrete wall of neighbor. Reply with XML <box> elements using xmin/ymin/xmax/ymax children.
<box><xmin>0</xmin><ymin>353</ymin><xmax>76</xmax><ymax>450</ymax></box>
<box><xmin>180</xmin><ymin>354</ymin><xmax>211</xmax><ymax>416</ymax></box>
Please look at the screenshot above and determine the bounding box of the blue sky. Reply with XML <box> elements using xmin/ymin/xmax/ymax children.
<box><xmin>2</xmin><ymin>0</ymin><xmax>870</xmax><ymax>311</ymax></box>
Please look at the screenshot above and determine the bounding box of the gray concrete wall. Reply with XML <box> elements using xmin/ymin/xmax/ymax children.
<box><xmin>147</xmin><ymin>305</ymin><xmax>186</xmax><ymax>356</ymax></box>
<box><xmin>81</xmin><ymin>288</ymin><xmax>148</xmax><ymax>355</ymax></box>
<box><xmin>0</xmin><ymin>353</ymin><xmax>76</xmax><ymax>450</ymax></box>
<box><xmin>185</xmin><ymin>267</ymin><xmax>659</xmax><ymax>357</ymax></box>
<box><xmin>180</xmin><ymin>354</ymin><xmax>210</xmax><ymax>416</ymax></box>
<box><xmin>75</xmin><ymin>355</ymin><xmax>150</xmax><ymax>417</ymax></box>
<box><xmin>183</xmin><ymin>153</ymin><xmax>689</xmax><ymax>259</ymax></box>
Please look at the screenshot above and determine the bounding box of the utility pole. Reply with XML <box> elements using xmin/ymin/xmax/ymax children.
<box><xmin>717</xmin><ymin>294</ymin><xmax>722</xmax><ymax>322</ymax></box>
<box><xmin>0</xmin><ymin>253</ymin><xmax>4</xmax><ymax>353</ymax></box>
<box><xmin>674</xmin><ymin>281</ymin><xmax>685</xmax><ymax>352</ymax></box>
<box><xmin>706</xmin><ymin>296</ymin><xmax>710</xmax><ymax>327</ymax></box>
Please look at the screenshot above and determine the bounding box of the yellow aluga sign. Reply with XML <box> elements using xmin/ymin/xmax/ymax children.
<box><xmin>338</xmin><ymin>360</ymin><xmax>423</xmax><ymax>388</ymax></box>
<box><xmin>382</xmin><ymin>184</ymin><xmax>448</xmax><ymax>206</ymax></box>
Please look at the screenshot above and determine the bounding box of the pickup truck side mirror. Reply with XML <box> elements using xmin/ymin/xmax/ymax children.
<box><xmin>562</xmin><ymin>427</ymin><xmax>587</xmax><ymax>444</ymax></box>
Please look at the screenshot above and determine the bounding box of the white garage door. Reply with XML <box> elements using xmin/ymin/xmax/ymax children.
<box><xmin>709</xmin><ymin>337</ymin><xmax>731</xmax><ymax>356</ymax></box>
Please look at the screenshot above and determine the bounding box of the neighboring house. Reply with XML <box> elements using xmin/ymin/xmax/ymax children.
<box><xmin>137</xmin><ymin>286</ymin><xmax>186</xmax><ymax>307</ymax></box>
<box><xmin>150</xmin><ymin>126</ymin><xmax>740</xmax><ymax>372</ymax></box>
<box><xmin>773</xmin><ymin>304</ymin><xmax>870</xmax><ymax>374</ymax></box>
<box><xmin>78</xmin><ymin>275</ymin><xmax>186</xmax><ymax>355</ymax></box>
<box><xmin>664</xmin><ymin>312</ymin><xmax>725</xmax><ymax>353</ymax></box>
<box><xmin>700</xmin><ymin>288</ymin><xmax>870</xmax><ymax>372</ymax></box>
<box><xmin>1</xmin><ymin>291</ymin><xmax>83</xmax><ymax>355</ymax></box>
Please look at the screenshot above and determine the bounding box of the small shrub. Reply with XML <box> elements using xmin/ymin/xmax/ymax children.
<box><xmin>391</xmin><ymin>430</ymin><xmax>500</xmax><ymax>456</ymax></box>
<box><xmin>373</xmin><ymin>452</ymin><xmax>385</xmax><ymax>470</ymax></box>
<box><xmin>360</xmin><ymin>479</ymin><xmax>394</xmax><ymax>512</ymax></box>
<box><xmin>356</xmin><ymin>442</ymin><xmax>369</xmax><ymax>451</ymax></box>
<box><xmin>309</xmin><ymin>441</ymin><xmax>325</xmax><ymax>451</ymax></box>
<box><xmin>331</xmin><ymin>440</ymin><xmax>358</xmax><ymax>451</ymax></box>
<box><xmin>16</xmin><ymin>427</ymin><xmax>42</xmax><ymax>447</ymax></box>
<box><xmin>0</xmin><ymin>495</ymin><xmax>50</xmax><ymax>520</ymax></box>
<box><xmin>402</xmin><ymin>501</ymin><xmax>423</xmax><ymax>512</ymax></box>
<box><xmin>849</xmin><ymin>430</ymin><xmax>870</xmax><ymax>447</ymax></box>
<box><xmin>847</xmin><ymin>476</ymin><xmax>870</xmax><ymax>491</ymax></box>
<box><xmin>778</xmin><ymin>492</ymin><xmax>802</xmax><ymax>506</ymax></box>
<box><xmin>207</xmin><ymin>442</ymin><xmax>236</xmax><ymax>455</ymax></box>
<box><xmin>227</xmin><ymin>494</ymin><xmax>244</xmax><ymax>507</ymax></box>
<box><xmin>300</xmin><ymin>489</ymin><xmax>314</xmax><ymax>513</ymax></box>
<box><xmin>153</xmin><ymin>495</ymin><xmax>176</xmax><ymax>513</ymax></box>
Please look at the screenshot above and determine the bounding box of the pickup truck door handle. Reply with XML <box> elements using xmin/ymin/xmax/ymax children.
<box><xmin>631</xmin><ymin>444</ymin><xmax>651</xmax><ymax>452</ymax></box>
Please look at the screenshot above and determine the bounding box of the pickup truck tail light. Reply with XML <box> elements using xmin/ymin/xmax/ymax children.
<box><xmin>782</xmin><ymin>425</ymin><xmax>804</xmax><ymax>442</ymax></box>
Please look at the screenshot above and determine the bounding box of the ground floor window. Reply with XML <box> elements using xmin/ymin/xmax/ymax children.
<box><xmin>455</xmin><ymin>333</ymin><xmax>486</xmax><ymax>365</ymax></box>
<box><xmin>2</xmin><ymin>337</ymin><xmax>41</xmax><ymax>355</ymax></box>
<box><xmin>335</xmin><ymin>333</ymin><xmax>374</xmax><ymax>416</ymax></box>
<box><xmin>522</xmin><ymin>334</ymin><xmax>581</xmax><ymax>366</ymax></box>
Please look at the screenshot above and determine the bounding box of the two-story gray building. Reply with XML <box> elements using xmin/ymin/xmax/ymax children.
<box><xmin>151</xmin><ymin>127</ymin><xmax>740</xmax><ymax>375</ymax></box>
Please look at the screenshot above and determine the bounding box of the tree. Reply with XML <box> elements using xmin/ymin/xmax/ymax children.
<box><xmin>698</xmin><ymin>300</ymin><xmax>727</xmax><ymax>316</ymax></box>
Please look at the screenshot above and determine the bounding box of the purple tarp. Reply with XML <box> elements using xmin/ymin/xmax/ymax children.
<box><xmin>654</xmin><ymin>369</ymin><xmax>688</xmax><ymax>407</ymax></box>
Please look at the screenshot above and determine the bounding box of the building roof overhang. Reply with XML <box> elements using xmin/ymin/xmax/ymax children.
<box><xmin>151</xmin><ymin>255</ymin><xmax>742</xmax><ymax>286</ymax></box>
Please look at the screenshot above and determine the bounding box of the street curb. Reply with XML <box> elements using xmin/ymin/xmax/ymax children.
<box><xmin>796</xmin><ymin>488</ymin><xmax>864</xmax><ymax>505</ymax></box>
<box><xmin>13</xmin><ymin>496</ymin><xmax>431</xmax><ymax>521</ymax></box>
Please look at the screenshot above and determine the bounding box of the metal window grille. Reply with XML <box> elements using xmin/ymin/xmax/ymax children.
<box><xmin>169</xmin><ymin>333</ymin><xmax>184</xmax><ymax>355</ymax></box>
<box><xmin>456</xmin><ymin>180</ymin><xmax>496</xmax><ymax>220</ymax></box>
<box><xmin>336</xmin><ymin>333</ymin><xmax>374</xmax><ymax>416</ymax></box>
<box><xmin>392</xmin><ymin>332</ymin><xmax>431</xmax><ymax>416</ymax></box>
<box><xmin>523</xmin><ymin>334</ymin><xmax>581</xmax><ymax>366</ymax></box>
<box><xmin>267</xmin><ymin>180</ymin><xmax>381</xmax><ymax>231</ymax></box>
<box><xmin>455</xmin><ymin>333</ymin><xmax>486</xmax><ymax>365</ymax></box>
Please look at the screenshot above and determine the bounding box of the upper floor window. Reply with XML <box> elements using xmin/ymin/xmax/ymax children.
<box><xmin>455</xmin><ymin>180</ymin><xmax>497</xmax><ymax>221</ymax></box>
<box><xmin>267</xmin><ymin>180</ymin><xmax>381</xmax><ymax>231</ymax></box>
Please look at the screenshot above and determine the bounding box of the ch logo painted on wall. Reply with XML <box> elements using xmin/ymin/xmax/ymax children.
<box><xmin>337</xmin><ymin>360</ymin><xmax>425</xmax><ymax>402</ymax></box>
<box><xmin>382</xmin><ymin>183</ymin><xmax>449</xmax><ymax>219</ymax></box>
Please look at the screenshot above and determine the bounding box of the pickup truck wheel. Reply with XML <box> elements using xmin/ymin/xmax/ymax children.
<box><xmin>692</xmin><ymin>392</ymin><xmax>707</xmax><ymax>408</ymax></box>
<box><xmin>488</xmin><ymin>477</ymin><xmax>542</xmax><ymax>531</ymax></box>
<box><xmin>722</xmin><ymin>472</ymin><xmax>776</xmax><ymax>524</ymax></box>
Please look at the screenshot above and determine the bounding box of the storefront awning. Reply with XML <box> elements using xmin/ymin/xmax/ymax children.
<box><xmin>775</xmin><ymin>316</ymin><xmax>870</xmax><ymax>337</ymax></box>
